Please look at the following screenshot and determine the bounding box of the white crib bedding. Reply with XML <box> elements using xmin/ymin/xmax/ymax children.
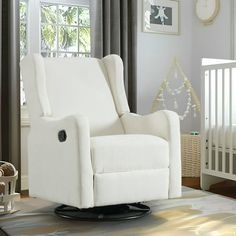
<box><xmin>210</xmin><ymin>125</ymin><xmax>236</xmax><ymax>149</ymax></box>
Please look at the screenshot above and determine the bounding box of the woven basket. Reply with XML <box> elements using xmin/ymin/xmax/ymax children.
<box><xmin>181</xmin><ymin>134</ymin><xmax>201</xmax><ymax>177</ymax></box>
<box><xmin>0</xmin><ymin>161</ymin><xmax>20</xmax><ymax>214</ymax></box>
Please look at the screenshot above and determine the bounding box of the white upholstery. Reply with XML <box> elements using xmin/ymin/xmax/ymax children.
<box><xmin>20</xmin><ymin>54</ymin><xmax>181</xmax><ymax>209</ymax></box>
<box><xmin>27</xmin><ymin>115</ymin><xmax>93</xmax><ymax>208</ymax></box>
<box><xmin>121</xmin><ymin>111</ymin><xmax>182</xmax><ymax>198</ymax></box>
<box><xmin>102</xmin><ymin>55</ymin><xmax>130</xmax><ymax>116</ymax></box>
<box><xmin>22</xmin><ymin>55</ymin><xmax>124</xmax><ymax>136</ymax></box>
<box><xmin>91</xmin><ymin>134</ymin><xmax>169</xmax><ymax>174</ymax></box>
<box><xmin>34</xmin><ymin>55</ymin><xmax>52</xmax><ymax>116</ymax></box>
<box><xmin>94</xmin><ymin>169</ymin><xmax>169</xmax><ymax>206</ymax></box>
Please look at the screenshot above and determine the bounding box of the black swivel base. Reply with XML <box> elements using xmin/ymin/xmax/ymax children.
<box><xmin>55</xmin><ymin>203</ymin><xmax>151</xmax><ymax>221</ymax></box>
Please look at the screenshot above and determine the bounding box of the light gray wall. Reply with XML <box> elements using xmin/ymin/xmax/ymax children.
<box><xmin>137</xmin><ymin>0</ymin><xmax>233</xmax><ymax>133</ymax></box>
<box><xmin>191</xmin><ymin>0</ymin><xmax>233</xmax><ymax>131</ymax></box>
<box><xmin>137</xmin><ymin>0</ymin><xmax>194</xmax><ymax>133</ymax></box>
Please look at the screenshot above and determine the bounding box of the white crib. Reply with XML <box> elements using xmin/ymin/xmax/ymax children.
<box><xmin>201</xmin><ymin>59</ymin><xmax>236</xmax><ymax>190</ymax></box>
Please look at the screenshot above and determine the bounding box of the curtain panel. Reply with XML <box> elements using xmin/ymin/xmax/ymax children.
<box><xmin>90</xmin><ymin>0</ymin><xmax>137</xmax><ymax>112</ymax></box>
<box><xmin>0</xmin><ymin>0</ymin><xmax>21</xmax><ymax>191</ymax></box>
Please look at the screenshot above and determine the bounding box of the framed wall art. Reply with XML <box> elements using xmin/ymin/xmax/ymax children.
<box><xmin>143</xmin><ymin>0</ymin><xmax>179</xmax><ymax>35</ymax></box>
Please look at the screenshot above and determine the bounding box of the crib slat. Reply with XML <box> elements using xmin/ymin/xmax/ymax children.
<box><xmin>201</xmin><ymin>69</ymin><xmax>207</xmax><ymax>171</ymax></box>
<box><xmin>229</xmin><ymin>68</ymin><xmax>233</xmax><ymax>174</ymax></box>
<box><xmin>209</xmin><ymin>70</ymin><xmax>212</xmax><ymax>171</ymax></box>
<box><xmin>222</xmin><ymin>69</ymin><xmax>226</xmax><ymax>173</ymax></box>
<box><xmin>215</xmin><ymin>69</ymin><xmax>219</xmax><ymax>171</ymax></box>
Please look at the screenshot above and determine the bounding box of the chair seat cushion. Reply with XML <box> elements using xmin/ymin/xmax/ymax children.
<box><xmin>90</xmin><ymin>134</ymin><xmax>169</xmax><ymax>174</ymax></box>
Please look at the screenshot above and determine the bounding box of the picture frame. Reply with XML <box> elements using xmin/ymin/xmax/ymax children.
<box><xmin>143</xmin><ymin>0</ymin><xmax>179</xmax><ymax>35</ymax></box>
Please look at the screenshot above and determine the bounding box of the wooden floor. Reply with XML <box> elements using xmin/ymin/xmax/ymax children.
<box><xmin>21</xmin><ymin>190</ymin><xmax>29</xmax><ymax>198</ymax></box>
<box><xmin>182</xmin><ymin>177</ymin><xmax>236</xmax><ymax>199</ymax></box>
<box><xmin>182</xmin><ymin>177</ymin><xmax>201</xmax><ymax>190</ymax></box>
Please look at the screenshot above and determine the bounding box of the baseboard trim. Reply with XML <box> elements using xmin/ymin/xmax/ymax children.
<box><xmin>21</xmin><ymin>175</ymin><xmax>29</xmax><ymax>190</ymax></box>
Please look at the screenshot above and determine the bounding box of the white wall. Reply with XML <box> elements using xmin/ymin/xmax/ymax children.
<box><xmin>191</xmin><ymin>0</ymin><xmax>233</xmax><ymax>131</ymax></box>
<box><xmin>137</xmin><ymin>0</ymin><xmax>194</xmax><ymax>133</ymax></box>
<box><xmin>137</xmin><ymin>0</ymin><xmax>233</xmax><ymax>133</ymax></box>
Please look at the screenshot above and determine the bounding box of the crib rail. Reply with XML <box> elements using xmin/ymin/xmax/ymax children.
<box><xmin>201</xmin><ymin>61</ymin><xmax>236</xmax><ymax>181</ymax></box>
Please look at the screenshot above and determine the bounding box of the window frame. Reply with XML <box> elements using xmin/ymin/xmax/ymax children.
<box><xmin>27</xmin><ymin>0</ymin><xmax>90</xmax><ymax>54</ymax></box>
<box><xmin>40</xmin><ymin>1</ymin><xmax>91</xmax><ymax>57</ymax></box>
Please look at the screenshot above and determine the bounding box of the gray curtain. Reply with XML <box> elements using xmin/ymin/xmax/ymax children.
<box><xmin>0</xmin><ymin>0</ymin><xmax>21</xmax><ymax>191</ymax></box>
<box><xmin>90</xmin><ymin>0</ymin><xmax>137</xmax><ymax>112</ymax></box>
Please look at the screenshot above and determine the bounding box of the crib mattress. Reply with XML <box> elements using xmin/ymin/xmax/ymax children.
<box><xmin>210</xmin><ymin>125</ymin><xmax>236</xmax><ymax>149</ymax></box>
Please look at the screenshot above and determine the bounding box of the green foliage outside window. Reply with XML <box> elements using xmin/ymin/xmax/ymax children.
<box><xmin>20</xmin><ymin>0</ymin><xmax>27</xmax><ymax>60</ymax></box>
<box><xmin>20</xmin><ymin>0</ymin><xmax>28</xmax><ymax>105</ymax></box>
<box><xmin>41</xmin><ymin>4</ymin><xmax>91</xmax><ymax>57</ymax></box>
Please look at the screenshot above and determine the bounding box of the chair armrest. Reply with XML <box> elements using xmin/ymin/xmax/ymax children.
<box><xmin>121</xmin><ymin>110</ymin><xmax>178</xmax><ymax>140</ymax></box>
<box><xmin>121</xmin><ymin>110</ymin><xmax>181</xmax><ymax>198</ymax></box>
<box><xmin>28</xmin><ymin>114</ymin><xmax>93</xmax><ymax>208</ymax></box>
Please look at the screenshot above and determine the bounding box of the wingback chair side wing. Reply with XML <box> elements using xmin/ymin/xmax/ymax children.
<box><xmin>20</xmin><ymin>55</ymin><xmax>46</xmax><ymax>122</ymax></box>
<box><xmin>101</xmin><ymin>55</ymin><xmax>130</xmax><ymax>116</ymax></box>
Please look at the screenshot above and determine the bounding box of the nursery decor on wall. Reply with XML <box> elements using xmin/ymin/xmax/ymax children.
<box><xmin>151</xmin><ymin>58</ymin><xmax>200</xmax><ymax>121</ymax></box>
<box><xmin>195</xmin><ymin>0</ymin><xmax>220</xmax><ymax>25</ymax></box>
<box><xmin>143</xmin><ymin>0</ymin><xmax>179</xmax><ymax>34</ymax></box>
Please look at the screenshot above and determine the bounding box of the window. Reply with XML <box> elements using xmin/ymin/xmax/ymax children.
<box><xmin>20</xmin><ymin>0</ymin><xmax>28</xmax><ymax>105</ymax></box>
<box><xmin>19</xmin><ymin>0</ymin><xmax>91</xmax><ymax>107</ymax></box>
<box><xmin>41</xmin><ymin>3</ymin><xmax>90</xmax><ymax>58</ymax></box>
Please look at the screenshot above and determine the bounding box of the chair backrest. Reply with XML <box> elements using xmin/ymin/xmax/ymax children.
<box><xmin>20</xmin><ymin>54</ymin><xmax>130</xmax><ymax>136</ymax></box>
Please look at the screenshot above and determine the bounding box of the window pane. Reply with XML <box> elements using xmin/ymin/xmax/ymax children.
<box><xmin>79</xmin><ymin>27</ymin><xmax>90</xmax><ymax>53</ymax></box>
<box><xmin>20</xmin><ymin>1</ymin><xmax>27</xmax><ymax>22</ymax></box>
<box><xmin>40</xmin><ymin>3</ymin><xmax>91</xmax><ymax>58</ymax></box>
<box><xmin>41</xmin><ymin>4</ymin><xmax>57</xmax><ymax>24</ymax></box>
<box><xmin>78</xmin><ymin>7</ymin><xmax>90</xmax><ymax>26</ymax></box>
<box><xmin>58</xmin><ymin>5</ymin><xmax>78</xmax><ymax>25</ymax></box>
<box><xmin>41</xmin><ymin>24</ymin><xmax>57</xmax><ymax>51</ymax></box>
<box><xmin>59</xmin><ymin>26</ymin><xmax>78</xmax><ymax>52</ymax></box>
<box><xmin>20</xmin><ymin>22</ymin><xmax>27</xmax><ymax>59</ymax></box>
<box><xmin>20</xmin><ymin>0</ymin><xmax>28</xmax><ymax>106</ymax></box>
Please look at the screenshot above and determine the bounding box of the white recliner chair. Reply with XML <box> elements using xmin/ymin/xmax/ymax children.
<box><xmin>21</xmin><ymin>54</ymin><xmax>181</xmax><ymax>220</ymax></box>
